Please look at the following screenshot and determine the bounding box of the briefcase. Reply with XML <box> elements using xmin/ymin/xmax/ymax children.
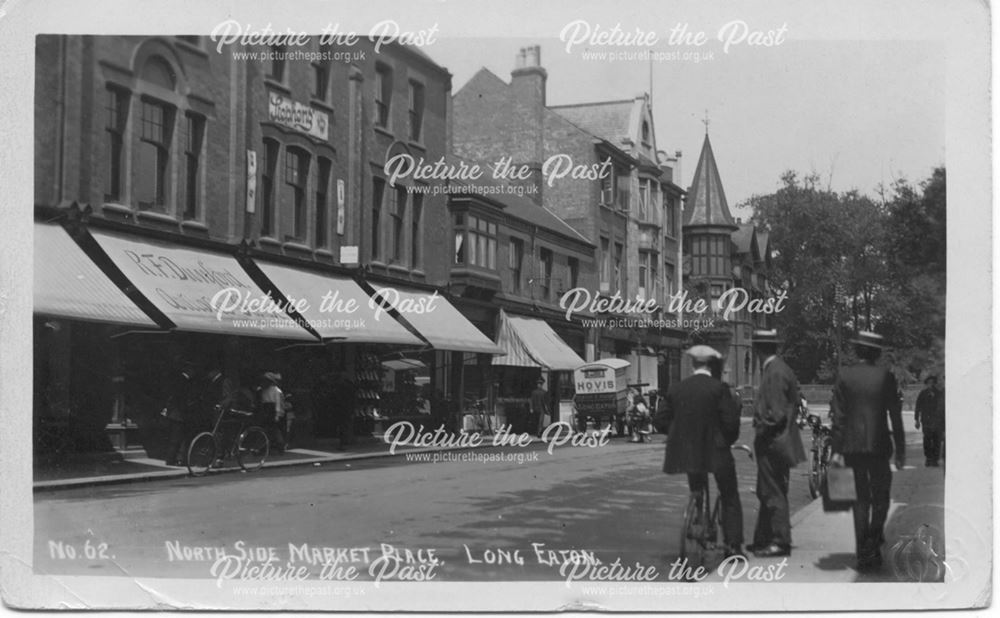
<box><xmin>821</xmin><ymin>465</ymin><xmax>856</xmax><ymax>512</ymax></box>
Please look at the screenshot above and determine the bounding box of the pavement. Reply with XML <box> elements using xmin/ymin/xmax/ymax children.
<box><xmin>33</xmin><ymin>412</ymin><xmax>945</xmax><ymax>585</ymax></box>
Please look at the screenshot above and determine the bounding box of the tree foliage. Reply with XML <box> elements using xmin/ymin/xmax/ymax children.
<box><xmin>742</xmin><ymin>168</ymin><xmax>945</xmax><ymax>384</ymax></box>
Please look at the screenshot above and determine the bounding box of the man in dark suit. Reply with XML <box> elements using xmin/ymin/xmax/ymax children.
<box><xmin>654</xmin><ymin>345</ymin><xmax>744</xmax><ymax>559</ymax></box>
<box><xmin>749</xmin><ymin>329</ymin><xmax>807</xmax><ymax>558</ymax></box>
<box><xmin>830</xmin><ymin>331</ymin><xmax>905</xmax><ymax>571</ymax></box>
<box><xmin>914</xmin><ymin>375</ymin><xmax>945</xmax><ymax>467</ymax></box>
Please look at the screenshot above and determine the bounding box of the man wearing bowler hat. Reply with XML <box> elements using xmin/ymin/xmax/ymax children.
<box><xmin>830</xmin><ymin>331</ymin><xmax>905</xmax><ymax>571</ymax></box>
<box><xmin>654</xmin><ymin>345</ymin><xmax>745</xmax><ymax>559</ymax></box>
<box><xmin>749</xmin><ymin>329</ymin><xmax>806</xmax><ymax>558</ymax></box>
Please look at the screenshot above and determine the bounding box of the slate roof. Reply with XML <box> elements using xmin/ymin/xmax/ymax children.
<box><xmin>549</xmin><ymin>99</ymin><xmax>635</xmax><ymax>146</ymax></box>
<box><xmin>684</xmin><ymin>134</ymin><xmax>737</xmax><ymax>228</ymax></box>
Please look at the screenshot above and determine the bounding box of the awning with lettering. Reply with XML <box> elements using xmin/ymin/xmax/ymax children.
<box><xmin>90</xmin><ymin>230</ymin><xmax>315</xmax><ymax>340</ymax></box>
<box><xmin>369</xmin><ymin>285</ymin><xmax>504</xmax><ymax>354</ymax></box>
<box><xmin>33</xmin><ymin>224</ymin><xmax>157</xmax><ymax>326</ymax></box>
<box><xmin>253</xmin><ymin>261</ymin><xmax>422</xmax><ymax>345</ymax></box>
<box><xmin>491</xmin><ymin>310</ymin><xmax>585</xmax><ymax>370</ymax></box>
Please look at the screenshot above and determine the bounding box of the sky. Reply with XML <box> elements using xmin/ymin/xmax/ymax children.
<box><xmin>422</xmin><ymin>36</ymin><xmax>945</xmax><ymax>216</ymax></box>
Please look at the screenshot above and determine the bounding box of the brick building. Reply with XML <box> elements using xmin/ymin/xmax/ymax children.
<box><xmin>32</xmin><ymin>35</ymin><xmax>499</xmax><ymax>459</ymax></box>
<box><xmin>453</xmin><ymin>46</ymin><xmax>685</xmax><ymax>393</ymax></box>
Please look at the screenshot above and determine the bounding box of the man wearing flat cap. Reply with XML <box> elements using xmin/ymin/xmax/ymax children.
<box><xmin>830</xmin><ymin>331</ymin><xmax>905</xmax><ymax>571</ymax></box>
<box><xmin>653</xmin><ymin>345</ymin><xmax>745</xmax><ymax>559</ymax></box>
<box><xmin>749</xmin><ymin>329</ymin><xmax>806</xmax><ymax>558</ymax></box>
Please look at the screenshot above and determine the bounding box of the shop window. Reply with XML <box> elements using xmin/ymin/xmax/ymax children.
<box><xmin>268</xmin><ymin>45</ymin><xmax>286</xmax><ymax>82</ymax></box>
<box><xmin>312</xmin><ymin>62</ymin><xmax>329</xmax><ymax>101</ymax></box>
<box><xmin>284</xmin><ymin>147</ymin><xmax>309</xmax><ymax>241</ymax></box>
<box><xmin>411</xmin><ymin>193</ymin><xmax>423</xmax><ymax>268</ymax></box>
<box><xmin>374</xmin><ymin>64</ymin><xmax>392</xmax><ymax>128</ymax></box>
<box><xmin>539</xmin><ymin>248</ymin><xmax>553</xmax><ymax>300</ymax></box>
<box><xmin>103</xmin><ymin>86</ymin><xmax>128</xmax><ymax>202</ymax></box>
<box><xmin>136</xmin><ymin>98</ymin><xmax>173</xmax><ymax>211</ymax></box>
<box><xmin>509</xmin><ymin>237</ymin><xmax>524</xmax><ymax>293</ymax></box>
<box><xmin>371</xmin><ymin>177</ymin><xmax>386</xmax><ymax>260</ymax></box>
<box><xmin>408</xmin><ymin>80</ymin><xmax>424</xmax><ymax>142</ymax></box>
<box><xmin>390</xmin><ymin>186</ymin><xmax>407</xmax><ymax>262</ymax></box>
<box><xmin>183</xmin><ymin>113</ymin><xmax>204</xmax><ymax>220</ymax></box>
<box><xmin>315</xmin><ymin>157</ymin><xmax>331</xmax><ymax>247</ymax></box>
<box><xmin>260</xmin><ymin>138</ymin><xmax>278</xmax><ymax>237</ymax></box>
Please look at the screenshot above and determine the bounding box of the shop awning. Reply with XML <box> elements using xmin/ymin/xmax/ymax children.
<box><xmin>34</xmin><ymin>224</ymin><xmax>156</xmax><ymax>326</ymax></box>
<box><xmin>90</xmin><ymin>230</ymin><xmax>315</xmax><ymax>340</ymax></box>
<box><xmin>382</xmin><ymin>358</ymin><xmax>427</xmax><ymax>371</ymax></box>
<box><xmin>253</xmin><ymin>262</ymin><xmax>422</xmax><ymax>345</ymax></box>
<box><xmin>492</xmin><ymin>310</ymin><xmax>585</xmax><ymax>370</ymax></box>
<box><xmin>370</xmin><ymin>285</ymin><xmax>504</xmax><ymax>354</ymax></box>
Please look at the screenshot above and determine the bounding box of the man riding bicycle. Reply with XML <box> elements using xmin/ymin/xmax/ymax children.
<box><xmin>653</xmin><ymin>345</ymin><xmax>745</xmax><ymax>560</ymax></box>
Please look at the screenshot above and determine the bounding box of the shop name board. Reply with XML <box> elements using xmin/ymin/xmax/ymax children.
<box><xmin>268</xmin><ymin>93</ymin><xmax>329</xmax><ymax>140</ymax></box>
<box><xmin>575</xmin><ymin>375</ymin><xmax>616</xmax><ymax>394</ymax></box>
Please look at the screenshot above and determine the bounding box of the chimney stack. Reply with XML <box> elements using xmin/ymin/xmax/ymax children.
<box><xmin>510</xmin><ymin>45</ymin><xmax>547</xmax><ymax>204</ymax></box>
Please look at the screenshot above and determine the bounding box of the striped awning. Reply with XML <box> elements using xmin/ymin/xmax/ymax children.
<box><xmin>33</xmin><ymin>223</ymin><xmax>156</xmax><ymax>326</ymax></box>
<box><xmin>370</xmin><ymin>285</ymin><xmax>504</xmax><ymax>354</ymax></box>
<box><xmin>491</xmin><ymin>310</ymin><xmax>585</xmax><ymax>371</ymax></box>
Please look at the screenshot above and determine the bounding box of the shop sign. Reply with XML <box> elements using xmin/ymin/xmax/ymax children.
<box><xmin>268</xmin><ymin>92</ymin><xmax>329</xmax><ymax>141</ymax></box>
<box><xmin>340</xmin><ymin>245</ymin><xmax>359</xmax><ymax>265</ymax></box>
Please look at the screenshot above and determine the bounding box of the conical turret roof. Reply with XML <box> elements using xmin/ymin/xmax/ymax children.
<box><xmin>684</xmin><ymin>134</ymin><xmax>737</xmax><ymax>229</ymax></box>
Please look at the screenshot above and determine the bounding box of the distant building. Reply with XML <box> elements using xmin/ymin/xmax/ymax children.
<box><xmin>681</xmin><ymin>132</ymin><xmax>772</xmax><ymax>389</ymax></box>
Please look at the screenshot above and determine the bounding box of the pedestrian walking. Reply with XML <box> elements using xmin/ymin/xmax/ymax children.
<box><xmin>654</xmin><ymin>345</ymin><xmax>745</xmax><ymax>559</ymax></box>
<box><xmin>259</xmin><ymin>372</ymin><xmax>286</xmax><ymax>454</ymax></box>
<box><xmin>749</xmin><ymin>329</ymin><xmax>806</xmax><ymax>558</ymax></box>
<box><xmin>914</xmin><ymin>375</ymin><xmax>945</xmax><ymax>467</ymax></box>
<box><xmin>530</xmin><ymin>377</ymin><xmax>551</xmax><ymax>436</ymax></box>
<box><xmin>830</xmin><ymin>331</ymin><xmax>906</xmax><ymax>571</ymax></box>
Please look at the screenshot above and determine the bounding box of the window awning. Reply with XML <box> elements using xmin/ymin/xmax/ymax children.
<box><xmin>90</xmin><ymin>230</ymin><xmax>315</xmax><ymax>340</ymax></box>
<box><xmin>34</xmin><ymin>224</ymin><xmax>156</xmax><ymax>326</ymax></box>
<box><xmin>492</xmin><ymin>310</ymin><xmax>585</xmax><ymax>370</ymax></box>
<box><xmin>253</xmin><ymin>262</ymin><xmax>422</xmax><ymax>345</ymax></box>
<box><xmin>370</xmin><ymin>285</ymin><xmax>504</xmax><ymax>354</ymax></box>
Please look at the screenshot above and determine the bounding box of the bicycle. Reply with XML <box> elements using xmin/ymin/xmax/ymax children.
<box><xmin>186</xmin><ymin>405</ymin><xmax>270</xmax><ymax>477</ymax></box>
<box><xmin>802</xmin><ymin>412</ymin><xmax>833</xmax><ymax>499</ymax></box>
<box><xmin>679</xmin><ymin>444</ymin><xmax>754</xmax><ymax>569</ymax></box>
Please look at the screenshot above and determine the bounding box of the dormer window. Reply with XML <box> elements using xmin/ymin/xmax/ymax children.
<box><xmin>641</xmin><ymin>120</ymin><xmax>650</xmax><ymax>144</ymax></box>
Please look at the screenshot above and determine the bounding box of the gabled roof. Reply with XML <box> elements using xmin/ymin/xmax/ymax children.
<box><xmin>732</xmin><ymin>223</ymin><xmax>761</xmax><ymax>261</ymax></box>
<box><xmin>549</xmin><ymin>99</ymin><xmax>636</xmax><ymax>146</ymax></box>
<box><xmin>755</xmin><ymin>229</ymin><xmax>770</xmax><ymax>261</ymax></box>
<box><xmin>684</xmin><ymin>134</ymin><xmax>737</xmax><ymax>229</ymax></box>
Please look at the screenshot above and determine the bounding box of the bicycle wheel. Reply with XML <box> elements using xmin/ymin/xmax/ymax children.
<box><xmin>679</xmin><ymin>489</ymin><xmax>708</xmax><ymax>569</ymax></box>
<box><xmin>187</xmin><ymin>432</ymin><xmax>217</xmax><ymax>477</ymax></box>
<box><xmin>808</xmin><ymin>449</ymin><xmax>822</xmax><ymax>499</ymax></box>
<box><xmin>236</xmin><ymin>426</ymin><xmax>269</xmax><ymax>471</ymax></box>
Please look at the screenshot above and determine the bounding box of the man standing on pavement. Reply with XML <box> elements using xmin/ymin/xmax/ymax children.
<box><xmin>654</xmin><ymin>345</ymin><xmax>745</xmax><ymax>559</ymax></box>
<box><xmin>530</xmin><ymin>377</ymin><xmax>551</xmax><ymax>436</ymax></box>
<box><xmin>914</xmin><ymin>375</ymin><xmax>945</xmax><ymax>467</ymax></box>
<box><xmin>749</xmin><ymin>329</ymin><xmax>806</xmax><ymax>558</ymax></box>
<box><xmin>830</xmin><ymin>331</ymin><xmax>905</xmax><ymax>571</ymax></box>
